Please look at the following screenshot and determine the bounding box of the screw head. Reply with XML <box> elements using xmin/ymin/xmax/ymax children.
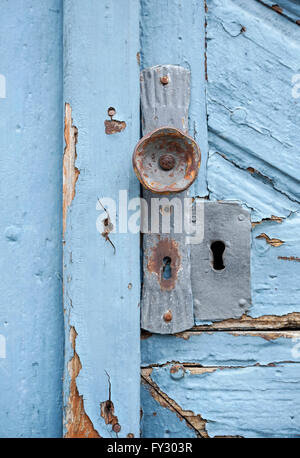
<box><xmin>160</xmin><ymin>75</ymin><xmax>169</xmax><ymax>85</ymax></box>
<box><xmin>113</xmin><ymin>423</ymin><xmax>121</xmax><ymax>433</ymax></box>
<box><xmin>163</xmin><ymin>310</ymin><xmax>173</xmax><ymax>322</ymax></box>
<box><xmin>170</xmin><ymin>365</ymin><xmax>185</xmax><ymax>380</ymax></box>
<box><xmin>159</xmin><ymin>154</ymin><xmax>176</xmax><ymax>171</ymax></box>
<box><xmin>239</xmin><ymin>298</ymin><xmax>247</xmax><ymax>307</ymax></box>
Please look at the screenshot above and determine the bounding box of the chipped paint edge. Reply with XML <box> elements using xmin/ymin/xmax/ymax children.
<box><xmin>63</xmin><ymin>103</ymin><xmax>79</xmax><ymax>236</ymax></box>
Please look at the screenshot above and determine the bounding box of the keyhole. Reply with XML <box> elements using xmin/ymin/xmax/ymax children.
<box><xmin>211</xmin><ymin>241</ymin><xmax>225</xmax><ymax>271</ymax></box>
<box><xmin>162</xmin><ymin>256</ymin><xmax>172</xmax><ymax>279</ymax></box>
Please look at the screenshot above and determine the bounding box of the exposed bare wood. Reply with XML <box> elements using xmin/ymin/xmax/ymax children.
<box><xmin>251</xmin><ymin>215</ymin><xmax>283</xmax><ymax>228</ymax></box>
<box><xmin>63</xmin><ymin>103</ymin><xmax>79</xmax><ymax>236</ymax></box>
<box><xmin>188</xmin><ymin>312</ymin><xmax>300</xmax><ymax>332</ymax></box>
<box><xmin>256</xmin><ymin>233</ymin><xmax>284</xmax><ymax>247</ymax></box>
<box><xmin>65</xmin><ymin>327</ymin><xmax>101</xmax><ymax>438</ymax></box>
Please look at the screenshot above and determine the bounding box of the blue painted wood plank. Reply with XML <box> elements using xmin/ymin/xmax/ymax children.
<box><xmin>149</xmin><ymin>362</ymin><xmax>300</xmax><ymax>437</ymax></box>
<box><xmin>0</xmin><ymin>1</ymin><xmax>63</xmax><ymax>437</ymax></box>
<box><xmin>257</xmin><ymin>0</ymin><xmax>300</xmax><ymax>23</ymax></box>
<box><xmin>140</xmin><ymin>0</ymin><xmax>208</xmax><ymax>197</ymax></box>
<box><xmin>207</xmin><ymin>0</ymin><xmax>300</xmax><ymax>207</ymax></box>
<box><xmin>207</xmin><ymin>155</ymin><xmax>300</xmax><ymax>222</ymax></box>
<box><xmin>142</xmin><ymin>331</ymin><xmax>300</xmax><ymax>437</ymax></box>
<box><xmin>63</xmin><ymin>0</ymin><xmax>140</xmax><ymax>438</ymax></box>
<box><xmin>142</xmin><ymin>331</ymin><xmax>300</xmax><ymax>367</ymax></box>
<box><xmin>252</xmin><ymin>212</ymin><xmax>300</xmax><ymax>317</ymax></box>
<box><xmin>204</xmin><ymin>0</ymin><xmax>300</xmax><ymax>322</ymax></box>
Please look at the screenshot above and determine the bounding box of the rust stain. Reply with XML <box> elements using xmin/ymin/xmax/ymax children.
<box><xmin>142</xmin><ymin>371</ymin><xmax>209</xmax><ymax>438</ymax></box>
<box><xmin>163</xmin><ymin>310</ymin><xmax>173</xmax><ymax>322</ymax></box>
<box><xmin>100</xmin><ymin>371</ymin><xmax>121</xmax><ymax>433</ymax></box>
<box><xmin>147</xmin><ymin>238</ymin><xmax>181</xmax><ymax>291</ymax></box>
<box><xmin>160</xmin><ymin>75</ymin><xmax>169</xmax><ymax>85</ymax></box>
<box><xmin>256</xmin><ymin>233</ymin><xmax>284</xmax><ymax>247</ymax></box>
<box><xmin>271</xmin><ymin>4</ymin><xmax>283</xmax><ymax>14</ymax></box>
<box><xmin>63</xmin><ymin>103</ymin><xmax>80</xmax><ymax>236</ymax></box>
<box><xmin>105</xmin><ymin>119</ymin><xmax>126</xmax><ymax>135</ymax></box>
<box><xmin>132</xmin><ymin>127</ymin><xmax>200</xmax><ymax>194</ymax></box>
<box><xmin>65</xmin><ymin>327</ymin><xmax>101</xmax><ymax>438</ymax></box>
<box><xmin>278</xmin><ymin>256</ymin><xmax>300</xmax><ymax>262</ymax></box>
<box><xmin>100</xmin><ymin>401</ymin><xmax>120</xmax><ymax>431</ymax></box>
<box><xmin>170</xmin><ymin>364</ymin><xmax>184</xmax><ymax>374</ymax></box>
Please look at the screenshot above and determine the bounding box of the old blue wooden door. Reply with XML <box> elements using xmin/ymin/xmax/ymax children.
<box><xmin>140</xmin><ymin>0</ymin><xmax>300</xmax><ymax>438</ymax></box>
<box><xmin>1</xmin><ymin>0</ymin><xmax>300</xmax><ymax>439</ymax></box>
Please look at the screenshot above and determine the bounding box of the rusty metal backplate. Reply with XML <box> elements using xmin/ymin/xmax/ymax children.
<box><xmin>140</xmin><ymin>65</ymin><xmax>195</xmax><ymax>334</ymax></box>
<box><xmin>191</xmin><ymin>201</ymin><xmax>251</xmax><ymax>322</ymax></box>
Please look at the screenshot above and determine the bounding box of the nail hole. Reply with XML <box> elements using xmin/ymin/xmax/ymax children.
<box><xmin>210</xmin><ymin>241</ymin><xmax>225</xmax><ymax>271</ymax></box>
<box><xmin>162</xmin><ymin>256</ymin><xmax>172</xmax><ymax>279</ymax></box>
<box><xmin>107</xmin><ymin>107</ymin><xmax>116</xmax><ymax>118</ymax></box>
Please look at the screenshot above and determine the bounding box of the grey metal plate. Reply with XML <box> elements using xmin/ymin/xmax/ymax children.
<box><xmin>191</xmin><ymin>200</ymin><xmax>251</xmax><ymax>321</ymax></box>
<box><xmin>140</xmin><ymin>65</ymin><xmax>194</xmax><ymax>334</ymax></box>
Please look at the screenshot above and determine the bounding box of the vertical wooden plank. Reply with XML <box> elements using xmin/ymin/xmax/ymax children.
<box><xmin>63</xmin><ymin>0</ymin><xmax>140</xmax><ymax>437</ymax></box>
<box><xmin>140</xmin><ymin>0</ymin><xmax>208</xmax><ymax>197</ymax></box>
<box><xmin>0</xmin><ymin>1</ymin><xmax>63</xmax><ymax>437</ymax></box>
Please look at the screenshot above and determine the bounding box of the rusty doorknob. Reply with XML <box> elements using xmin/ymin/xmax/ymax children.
<box><xmin>132</xmin><ymin>127</ymin><xmax>201</xmax><ymax>194</ymax></box>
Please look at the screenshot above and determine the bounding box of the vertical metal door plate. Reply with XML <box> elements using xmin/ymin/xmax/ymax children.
<box><xmin>139</xmin><ymin>65</ymin><xmax>196</xmax><ymax>334</ymax></box>
<box><xmin>191</xmin><ymin>201</ymin><xmax>251</xmax><ymax>321</ymax></box>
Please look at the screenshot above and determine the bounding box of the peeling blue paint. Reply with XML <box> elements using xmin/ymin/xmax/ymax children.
<box><xmin>150</xmin><ymin>363</ymin><xmax>300</xmax><ymax>438</ymax></box>
<box><xmin>142</xmin><ymin>331</ymin><xmax>300</xmax><ymax>367</ymax></box>
<box><xmin>207</xmin><ymin>154</ymin><xmax>300</xmax><ymax>221</ymax></box>
<box><xmin>258</xmin><ymin>0</ymin><xmax>300</xmax><ymax>23</ymax></box>
<box><xmin>251</xmin><ymin>212</ymin><xmax>300</xmax><ymax>317</ymax></box>
<box><xmin>207</xmin><ymin>0</ymin><xmax>300</xmax><ymax>208</ymax></box>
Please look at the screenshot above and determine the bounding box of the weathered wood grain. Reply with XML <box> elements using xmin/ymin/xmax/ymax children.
<box><xmin>141</xmin><ymin>330</ymin><xmax>300</xmax><ymax>367</ymax></box>
<box><xmin>141</xmin><ymin>331</ymin><xmax>300</xmax><ymax>437</ymax></box>
<box><xmin>205</xmin><ymin>0</ymin><xmax>300</xmax><ymax>324</ymax></box>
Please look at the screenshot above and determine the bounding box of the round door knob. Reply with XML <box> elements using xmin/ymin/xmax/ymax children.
<box><xmin>132</xmin><ymin>127</ymin><xmax>201</xmax><ymax>194</ymax></box>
